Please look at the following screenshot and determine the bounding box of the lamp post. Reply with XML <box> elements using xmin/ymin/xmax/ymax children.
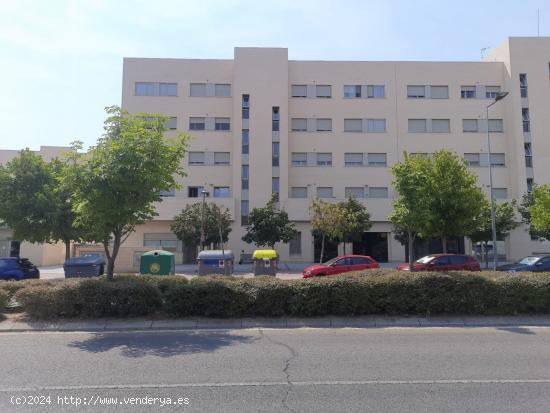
<box><xmin>200</xmin><ymin>189</ymin><xmax>209</xmax><ymax>251</ymax></box>
<box><xmin>486</xmin><ymin>91</ymin><xmax>509</xmax><ymax>270</ymax></box>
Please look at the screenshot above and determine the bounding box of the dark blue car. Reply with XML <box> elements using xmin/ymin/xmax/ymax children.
<box><xmin>0</xmin><ymin>257</ymin><xmax>40</xmax><ymax>280</ymax></box>
<box><xmin>496</xmin><ymin>255</ymin><xmax>550</xmax><ymax>272</ymax></box>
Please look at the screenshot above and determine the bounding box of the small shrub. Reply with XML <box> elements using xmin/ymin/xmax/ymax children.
<box><xmin>0</xmin><ymin>289</ymin><xmax>9</xmax><ymax>311</ymax></box>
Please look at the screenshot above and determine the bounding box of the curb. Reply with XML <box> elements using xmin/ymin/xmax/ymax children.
<box><xmin>2</xmin><ymin>316</ymin><xmax>550</xmax><ymax>332</ymax></box>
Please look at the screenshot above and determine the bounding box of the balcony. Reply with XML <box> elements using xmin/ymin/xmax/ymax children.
<box><xmin>153</xmin><ymin>197</ymin><xmax>235</xmax><ymax>220</ymax></box>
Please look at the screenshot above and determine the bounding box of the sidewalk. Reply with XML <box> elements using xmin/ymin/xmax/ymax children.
<box><xmin>2</xmin><ymin>314</ymin><xmax>550</xmax><ymax>332</ymax></box>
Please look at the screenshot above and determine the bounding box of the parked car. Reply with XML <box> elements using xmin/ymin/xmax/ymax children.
<box><xmin>496</xmin><ymin>255</ymin><xmax>550</xmax><ymax>272</ymax></box>
<box><xmin>396</xmin><ymin>254</ymin><xmax>481</xmax><ymax>272</ymax></box>
<box><xmin>303</xmin><ymin>255</ymin><xmax>379</xmax><ymax>278</ymax></box>
<box><xmin>0</xmin><ymin>257</ymin><xmax>40</xmax><ymax>280</ymax></box>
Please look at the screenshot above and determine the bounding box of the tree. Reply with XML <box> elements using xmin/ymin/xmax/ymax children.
<box><xmin>421</xmin><ymin>150</ymin><xmax>486</xmax><ymax>253</ymax></box>
<box><xmin>527</xmin><ymin>184</ymin><xmax>550</xmax><ymax>238</ymax></box>
<box><xmin>338</xmin><ymin>196</ymin><xmax>372</xmax><ymax>254</ymax></box>
<box><xmin>242</xmin><ymin>194</ymin><xmax>297</xmax><ymax>249</ymax></box>
<box><xmin>310</xmin><ymin>198</ymin><xmax>343</xmax><ymax>263</ymax></box>
<box><xmin>518</xmin><ymin>191</ymin><xmax>550</xmax><ymax>241</ymax></box>
<box><xmin>389</xmin><ymin>153</ymin><xmax>432</xmax><ymax>269</ymax></box>
<box><xmin>470</xmin><ymin>199</ymin><xmax>518</xmax><ymax>268</ymax></box>
<box><xmin>68</xmin><ymin>106</ymin><xmax>189</xmax><ymax>278</ymax></box>
<box><xmin>171</xmin><ymin>202</ymin><xmax>232</xmax><ymax>259</ymax></box>
<box><xmin>0</xmin><ymin>149</ymin><xmax>81</xmax><ymax>259</ymax></box>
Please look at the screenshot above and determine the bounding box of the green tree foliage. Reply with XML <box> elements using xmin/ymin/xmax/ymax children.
<box><xmin>242</xmin><ymin>194</ymin><xmax>298</xmax><ymax>249</ymax></box>
<box><xmin>389</xmin><ymin>153</ymin><xmax>432</xmax><ymax>268</ymax></box>
<box><xmin>470</xmin><ymin>199</ymin><xmax>518</xmax><ymax>268</ymax></box>
<box><xmin>171</xmin><ymin>202</ymin><xmax>232</xmax><ymax>255</ymax></box>
<box><xmin>527</xmin><ymin>184</ymin><xmax>550</xmax><ymax>238</ymax></box>
<box><xmin>67</xmin><ymin>106</ymin><xmax>189</xmax><ymax>278</ymax></box>
<box><xmin>518</xmin><ymin>191</ymin><xmax>550</xmax><ymax>241</ymax></box>
<box><xmin>338</xmin><ymin>196</ymin><xmax>372</xmax><ymax>253</ymax></box>
<box><xmin>0</xmin><ymin>149</ymin><xmax>81</xmax><ymax>259</ymax></box>
<box><xmin>309</xmin><ymin>198</ymin><xmax>344</xmax><ymax>263</ymax></box>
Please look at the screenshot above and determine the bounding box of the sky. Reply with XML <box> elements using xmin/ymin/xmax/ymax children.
<box><xmin>0</xmin><ymin>0</ymin><xmax>548</xmax><ymax>150</ymax></box>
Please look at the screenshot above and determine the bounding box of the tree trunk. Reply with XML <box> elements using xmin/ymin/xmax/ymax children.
<box><xmin>484</xmin><ymin>241</ymin><xmax>489</xmax><ymax>269</ymax></box>
<box><xmin>408</xmin><ymin>230</ymin><xmax>414</xmax><ymax>271</ymax></box>
<box><xmin>320</xmin><ymin>234</ymin><xmax>325</xmax><ymax>264</ymax></box>
<box><xmin>343</xmin><ymin>240</ymin><xmax>346</xmax><ymax>255</ymax></box>
<box><xmin>442</xmin><ymin>237</ymin><xmax>447</xmax><ymax>253</ymax></box>
<box><xmin>104</xmin><ymin>233</ymin><xmax>121</xmax><ymax>280</ymax></box>
<box><xmin>64</xmin><ymin>240</ymin><xmax>71</xmax><ymax>261</ymax></box>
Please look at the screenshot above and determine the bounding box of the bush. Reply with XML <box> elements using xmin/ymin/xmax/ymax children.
<box><xmin>12</xmin><ymin>270</ymin><xmax>550</xmax><ymax>319</ymax></box>
<box><xmin>0</xmin><ymin>289</ymin><xmax>9</xmax><ymax>311</ymax></box>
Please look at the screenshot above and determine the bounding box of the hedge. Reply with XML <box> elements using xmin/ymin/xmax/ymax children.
<box><xmin>0</xmin><ymin>289</ymin><xmax>8</xmax><ymax>311</ymax></box>
<box><xmin>5</xmin><ymin>271</ymin><xmax>550</xmax><ymax>319</ymax></box>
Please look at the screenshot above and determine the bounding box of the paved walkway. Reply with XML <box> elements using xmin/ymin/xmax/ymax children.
<box><xmin>2</xmin><ymin>314</ymin><xmax>550</xmax><ymax>332</ymax></box>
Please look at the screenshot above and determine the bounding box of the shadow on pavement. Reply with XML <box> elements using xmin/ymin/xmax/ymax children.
<box><xmin>68</xmin><ymin>330</ymin><xmax>257</xmax><ymax>358</ymax></box>
<box><xmin>496</xmin><ymin>326</ymin><xmax>536</xmax><ymax>335</ymax></box>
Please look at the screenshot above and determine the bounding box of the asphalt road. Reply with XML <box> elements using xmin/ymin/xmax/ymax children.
<box><xmin>1</xmin><ymin>327</ymin><xmax>550</xmax><ymax>412</ymax></box>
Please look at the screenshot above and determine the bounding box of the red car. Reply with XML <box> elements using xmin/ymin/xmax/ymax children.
<box><xmin>303</xmin><ymin>255</ymin><xmax>379</xmax><ymax>278</ymax></box>
<box><xmin>396</xmin><ymin>254</ymin><xmax>481</xmax><ymax>272</ymax></box>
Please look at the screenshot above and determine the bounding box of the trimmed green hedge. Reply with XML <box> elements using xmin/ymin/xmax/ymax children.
<box><xmin>0</xmin><ymin>289</ymin><xmax>8</xmax><ymax>311</ymax></box>
<box><xmin>6</xmin><ymin>271</ymin><xmax>550</xmax><ymax>319</ymax></box>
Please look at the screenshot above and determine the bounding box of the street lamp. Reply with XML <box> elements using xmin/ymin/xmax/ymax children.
<box><xmin>200</xmin><ymin>189</ymin><xmax>209</xmax><ymax>251</ymax></box>
<box><xmin>486</xmin><ymin>91</ymin><xmax>509</xmax><ymax>270</ymax></box>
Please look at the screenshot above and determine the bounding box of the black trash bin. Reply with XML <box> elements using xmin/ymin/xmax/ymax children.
<box><xmin>64</xmin><ymin>255</ymin><xmax>105</xmax><ymax>278</ymax></box>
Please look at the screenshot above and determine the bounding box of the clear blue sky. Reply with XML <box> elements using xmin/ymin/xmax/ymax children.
<box><xmin>1</xmin><ymin>0</ymin><xmax>548</xmax><ymax>150</ymax></box>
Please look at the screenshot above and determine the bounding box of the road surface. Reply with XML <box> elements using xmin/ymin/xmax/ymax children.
<box><xmin>1</xmin><ymin>327</ymin><xmax>550</xmax><ymax>412</ymax></box>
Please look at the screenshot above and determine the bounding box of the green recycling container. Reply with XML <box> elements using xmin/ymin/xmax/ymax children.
<box><xmin>140</xmin><ymin>250</ymin><xmax>175</xmax><ymax>275</ymax></box>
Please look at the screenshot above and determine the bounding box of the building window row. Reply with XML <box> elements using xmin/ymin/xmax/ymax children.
<box><xmin>188</xmin><ymin>151</ymin><xmax>230</xmax><ymax>165</ymax></box>
<box><xmin>344</xmin><ymin>85</ymin><xmax>385</xmax><ymax>98</ymax></box>
<box><xmin>135</xmin><ymin>82</ymin><xmax>177</xmax><ymax>96</ymax></box>
<box><xmin>290</xmin><ymin>186</ymin><xmax>389</xmax><ymax>199</ymax></box>
<box><xmin>291</xmin><ymin>152</ymin><xmax>387</xmax><ymax>167</ymax></box>
<box><xmin>291</xmin><ymin>84</ymin><xmax>332</xmax><ymax>98</ymax></box>
<box><xmin>463</xmin><ymin>153</ymin><xmax>506</xmax><ymax>167</ymax></box>
<box><xmin>189</xmin><ymin>117</ymin><xmax>230</xmax><ymax>131</ymax></box>
<box><xmin>190</xmin><ymin>83</ymin><xmax>231</xmax><ymax>97</ymax></box>
<box><xmin>462</xmin><ymin>119</ymin><xmax>504</xmax><ymax>133</ymax></box>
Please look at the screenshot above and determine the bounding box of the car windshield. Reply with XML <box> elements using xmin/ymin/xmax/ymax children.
<box><xmin>323</xmin><ymin>257</ymin><xmax>340</xmax><ymax>266</ymax></box>
<box><xmin>415</xmin><ymin>255</ymin><xmax>435</xmax><ymax>264</ymax></box>
<box><xmin>517</xmin><ymin>256</ymin><xmax>541</xmax><ymax>265</ymax></box>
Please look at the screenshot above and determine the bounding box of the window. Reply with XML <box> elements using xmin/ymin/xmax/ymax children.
<box><xmin>490</xmin><ymin>153</ymin><xmax>505</xmax><ymax>167</ymax></box>
<box><xmin>407</xmin><ymin>85</ymin><xmax>425</xmax><ymax>98</ymax></box>
<box><xmin>527</xmin><ymin>178</ymin><xmax>534</xmax><ymax>193</ymax></box>
<box><xmin>272</xmin><ymin>177</ymin><xmax>280</xmax><ymax>196</ymax></box>
<box><xmin>431</xmin><ymin>119</ymin><xmax>450</xmax><ymax>133</ymax></box>
<box><xmin>290</xmin><ymin>187</ymin><xmax>307</xmax><ymax>198</ymax></box>
<box><xmin>345</xmin><ymin>153</ymin><xmax>363</xmax><ymax>167</ymax></box>
<box><xmin>242</xmin><ymin>94</ymin><xmax>250</xmax><ymax>107</ymax></box>
<box><xmin>316</xmin><ymin>118</ymin><xmax>332</xmax><ymax>132</ymax></box>
<box><xmin>367</xmin><ymin>119</ymin><xmax>386</xmax><ymax>132</ymax></box>
<box><xmin>289</xmin><ymin>232</ymin><xmax>302</xmax><ymax>256</ymax></box>
<box><xmin>316</xmin><ymin>85</ymin><xmax>331</xmax><ymax>98</ymax></box>
<box><xmin>345</xmin><ymin>187</ymin><xmax>364</xmax><ymax>198</ymax></box>
<box><xmin>215</xmin><ymin>117</ymin><xmax>230</xmax><ymax>131</ymax></box>
<box><xmin>215</xmin><ymin>84</ymin><xmax>231</xmax><ymax>97</ymax></box>
<box><xmin>463</xmin><ymin>119</ymin><xmax>478</xmax><ymax>132</ymax></box>
<box><xmin>188</xmin><ymin>152</ymin><xmax>205</xmax><ymax>165</ymax></box>
<box><xmin>522</xmin><ymin>108</ymin><xmax>530</xmax><ymax>132</ymax></box>
<box><xmin>160</xmin><ymin>188</ymin><xmax>175</xmax><ymax>197</ymax></box>
<box><xmin>430</xmin><ymin>86</ymin><xmax>449</xmax><ymax>99</ymax></box>
<box><xmin>316</xmin><ymin>153</ymin><xmax>332</xmax><ymax>166</ymax></box>
<box><xmin>493</xmin><ymin>188</ymin><xmax>508</xmax><ymax>199</ymax></box>
<box><xmin>166</xmin><ymin>117</ymin><xmax>177</xmax><ymax>130</ymax></box>
<box><xmin>242</xmin><ymin>108</ymin><xmax>249</xmax><ymax>119</ymax></box>
<box><xmin>368</xmin><ymin>85</ymin><xmax>385</xmax><ymax>98</ymax></box>
<box><xmin>368</xmin><ymin>153</ymin><xmax>387</xmax><ymax>166</ymax></box>
<box><xmin>408</xmin><ymin>119</ymin><xmax>427</xmax><ymax>133</ymax></box>
<box><xmin>485</xmin><ymin>86</ymin><xmax>501</xmax><ymax>99</ymax></box>
<box><xmin>272</xmin><ymin>142</ymin><xmax>280</xmax><ymax>166</ymax></box>
<box><xmin>368</xmin><ymin>187</ymin><xmax>388</xmax><ymax>198</ymax></box>
<box><xmin>525</xmin><ymin>143</ymin><xmax>533</xmax><ymax>167</ymax></box>
<box><xmin>190</xmin><ymin>83</ymin><xmax>206</xmax><ymax>96</ymax></box>
<box><xmin>159</xmin><ymin>83</ymin><xmax>177</xmax><ymax>96</ymax></box>
<box><xmin>291</xmin><ymin>85</ymin><xmax>307</xmax><ymax>97</ymax></box>
<box><xmin>291</xmin><ymin>118</ymin><xmax>307</xmax><ymax>131</ymax></box>
<box><xmin>317</xmin><ymin>187</ymin><xmax>333</xmax><ymax>198</ymax></box>
<box><xmin>344</xmin><ymin>118</ymin><xmax>363</xmax><ymax>132</ymax></box>
<box><xmin>352</xmin><ymin>257</ymin><xmax>372</xmax><ymax>265</ymax></box>
<box><xmin>242</xmin><ymin>130</ymin><xmax>249</xmax><ymax>154</ymax></box>
<box><xmin>488</xmin><ymin>119</ymin><xmax>503</xmax><ymax>132</ymax></box>
<box><xmin>241</xmin><ymin>200</ymin><xmax>249</xmax><ymax>225</ymax></box>
<box><xmin>214</xmin><ymin>152</ymin><xmax>230</xmax><ymax>165</ymax></box>
<box><xmin>188</xmin><ymin>186</ymin><xmax>203</xmax><ymax>198</ymax></box>
<box><xmin>449</xmin><ymin>255</ymin><xmax>468</xmax><ymax>265</ymax></box>
<box><xmin>520</xmin><ymin>74</ymin><xmax>528</xmax><ymax>97</ymax></box>
<box><xmin>291</xmin><ymin>152</ymin><xmax>307</xmax><ymax>166</ymax></box>
<box><xmin>461</xmin><ymin>86</ymin><xmax>476</xmax><ymax>99</ymax></box>
<box><xmin>189</xmin><ymin>117</ymin><xmax>205</xmax><ymax>130</ymax></box>
<box><xmin>135</xmin><ymin>82</ymin><xmax>155</xmax><ymax>96</ymax></box>
<box><xmin>344</xmin><ymin>85</ymin><xmax>361</xmax><ymax>98</ymax></box>
<box><xmin>214</xmin><ymin>187</ymin><xmax>230</xmax><ymax>198</ymax></box>
<box><xmin>272</xmin><ymin>107</ymin><xmax>279</xmax><ymax>131</ymax></box>
<box><xmin>144</xmin><ymin>233</ymin><xmax>178</xmax><ymax>251</ymax></box>
<box><xmin>241</xmin><ymin>165</ymin><xmax>249</xmax><ymax>189</ymax></box>
<box><xmin>464</xmin><ymin>153</ymin><xmax>480</xmax><ymax>166</ymax></box>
